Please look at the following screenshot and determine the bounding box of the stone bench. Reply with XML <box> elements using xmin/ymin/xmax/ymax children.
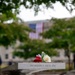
<box><xmin>18</xmin><ymin>62</ymin><xmax>66</xmax><ymax>75</ymax></box>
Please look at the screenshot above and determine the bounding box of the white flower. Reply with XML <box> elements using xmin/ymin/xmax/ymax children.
<box><xmin>43</xmin><ymin>55</ymin><xmax>51</xmax><ymax>62</ymax></box>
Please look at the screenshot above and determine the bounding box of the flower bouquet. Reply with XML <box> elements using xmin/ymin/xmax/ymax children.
<box><xmin>33</xmin><ymin>52</ymin><xmax>51</xmax><ymax>62</ymax></box>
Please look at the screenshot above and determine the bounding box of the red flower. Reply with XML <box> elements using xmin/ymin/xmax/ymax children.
<box><xmin>33</xmin><ymin>55</ymin><xmax>42</xmax><ymax>62</ymax></box>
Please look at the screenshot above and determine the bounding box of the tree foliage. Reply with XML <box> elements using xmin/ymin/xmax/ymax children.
<box><xmin>1</xmin><ymin>0</ymin><xmax>75</xmax><ymax>60</ymax></box>
<box><xmin>43</xmin><ymin>17</ymin><xmax>75</xmax><ymax>52</ymax></box>
<box><xmin>13</xmin><ymin>39</ymin><xmax>58</xmax><ymax>59</ymax></box>
<box><xmin>0</xmin><ymin>22</ymin><xmax>31</xmax><ymax>46</ymax></box>
<box><xmin>42</xmin><ymin>17</ymin><xmax>75</xmax><ymax>70</ymax></box>
<box><xmin>0</xmin><ymin>0</ymin><xmax>75</xmax><ymax>17</ymax></box>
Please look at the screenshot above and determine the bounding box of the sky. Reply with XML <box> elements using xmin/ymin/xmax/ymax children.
<box><xmin>17</xmin><ymin>2</ymin><xmax>75</xmax><ymax>22</ymax></box>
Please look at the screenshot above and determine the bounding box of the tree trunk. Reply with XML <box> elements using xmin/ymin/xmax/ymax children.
<box><xmin>67</xmin><ymin>48</ymin><xmax>71</xmax><ymax>71</ymax></box>
<box><xmin>68</xmin><ymin>54</ymin><xmax>71</xmax><ymax>70</ymax></box>
<box><xmin>73</xmin><ymin>53</ymin><xmax>75</xmax><ymax>69</ymax></box>
<box><xmin>65</xmin><ymin>48</ymin><xmax>71</xmax><ymax>70</ymax></box>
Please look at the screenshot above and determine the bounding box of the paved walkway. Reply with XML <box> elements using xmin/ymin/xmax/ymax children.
<box><xmin>59</xmin><ymin>70</ymin><xmax>75</xmax><ymax>75</ymax></box>
<box><xmin>25</xmin><ymin>70</ymin><xmax>75</xmax><ymax>75</ymax></box>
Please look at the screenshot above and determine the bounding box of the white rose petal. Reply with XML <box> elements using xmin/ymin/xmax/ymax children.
<box><xmin>43</xmin><ymin>55</ymin><xmax>51</xmax><ymax>62</ymax></box>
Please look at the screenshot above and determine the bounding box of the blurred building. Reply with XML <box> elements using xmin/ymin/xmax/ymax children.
<box><xmin>0</xmin><ymin>19</ymin><xmax>73</xmax><ymax>63</ymax></box>
<box><xmin>27</xmin><ymin>19</ymin><xmax>53</xmax><ymax>40</ymax></box>
<box><xmin>0</xmin><ymin>19</ymin><xmax>52</xmax><ymax>63</ymax></box>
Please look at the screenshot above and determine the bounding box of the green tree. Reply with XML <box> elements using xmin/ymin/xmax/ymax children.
<box><xmin>0</xmin><ymin>16</ymin><xmax>58</xmax><ymax>60</ymax></box>
<box><xmin>0</xmin><ymin>0</ymin><xmax>75</xmax><ymax>18</ymax></box>
<box><xmin>42</xmin><ymin>17</ymin><xmax>75</xmax><ymax>70</ymax></box>
<box><xmin>0</xmin><ymin>0</ymin><xmax>75</xmax><ymax>24</ymax></box>
<box><xmin>0</xmin><ymin>21</ymin><xmax>31</xmax><ymax>46</ymax></box>
<box><xmin>13</xmin><ymin>39</ymin><xmax>58</xmax><ymax>59</ymax></box>
<box><xmin>0</xmin><ymin>0</ymin><xmax>75</xmax><ymax>12</ymax></box>
<box><xmin>1</xmin><ymin>0</ymin><xmax>75</xmax><ymax>62</ymax></box>
<box><xmin>0</xmin><ymin>0</ymin><xmax>60</xmax><ymax>61</ymax></box>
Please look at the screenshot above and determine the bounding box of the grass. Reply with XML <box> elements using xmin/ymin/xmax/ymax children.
<box><xmin>66</xmin><ymin>63</ymin><xmax>74</xmax><ymax>70</ymax></box>
<box><xmin>0</xmin><ymin>64</ymin><xmax>8</xmax><ymax>69</ymax></box>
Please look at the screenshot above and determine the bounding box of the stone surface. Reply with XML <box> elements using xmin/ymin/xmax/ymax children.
<box><xmin>62</xmin><ymin>70</ymin><xmax>75</xmax><ymax>75</ymax></box>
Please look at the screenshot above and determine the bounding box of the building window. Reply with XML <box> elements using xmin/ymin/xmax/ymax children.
<box><xmin>57</xmin><ymin>53</ymin><xmax>60</xmax><ymax>57</ymax></box>
<box><xmin>5</xmin><ymin>54</ymin><xmax>8</xmax><ymax>59</ymax></box>
<box><xmin>64</xmin><ymin>50</ymin><xmax>69</xmax><ymax>57</ymax></box>
<box><xmin>56</xmin><ymin>50</ymin><xmax>60</xmax><ymax>57</ymax></box>
<box><xmin>6</xmin><ymin>46</ymin><xmax>8</xmax><ymax>50</ymax></box>
<box><xmin>13</xmin><ymin>55</ymin><xmax>15</xmax><ymax>59</ymax></box>
<box><xmin>29</xmin><ymin>24</ymin><xmax>36</xmax><ymax>31</ymax></box>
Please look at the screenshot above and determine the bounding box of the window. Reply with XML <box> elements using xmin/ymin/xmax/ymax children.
<box><xmin>5</xmin><ymin>54</ymin><xmax>8</xmax><ymax>59</ymax></box>
<box><xmin>64</xmin><ymin>50</ymin><xmax>69</xmax><ymax>57</ymax></box>
<box><xmin>6</xmin><ymin>47</ymin><xmax>8</xmax><ymax>50</ymax></box>
<box><xmin>56</xmin><ymin>50</ymin><xmax>60</xmax><ymax>57</ymax></box>
<box><xmin>57</xmin><ymin>53</ymin><xmax>60</xmax><ymax>57</ymax></box>
<box><xmin>13</xmin><ymin>55</ymin><xmax>15</xmax><ymax>59</ymax></box>
<box><xmin>29</xmin><ymin>24</ymin><xmax>36</xmax><ymax>30</ymax></box>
